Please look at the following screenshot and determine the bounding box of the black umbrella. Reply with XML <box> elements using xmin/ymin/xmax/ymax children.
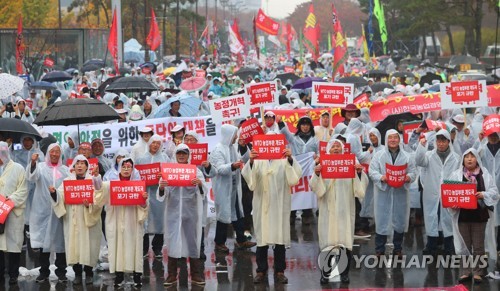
<box><xmin>65</xmin><ymin>68</ymin><xmax>78</xmax><ymax>75</ymax></box>
<box><xmin>83</xmin><ymin>59</ymin><xmax>105</xmax><ymax>67</ymax></box>
<box><xmin>34</xmin><ymin>99</ymin><xmax>120</xmax><ymax>136</ymax></box>
<box><xmin>140</xmin><ymin>62</ymin><xmax>157</xmax><ymax>74</ymax></box>
<box><xmin>365</xmin><ymin>70</ymin><xmax>389</xmax><ymax>78</ymax></box>
<box><xmin>41</xmin><ymin>71</ymin><xmax>72</xmax><ymax>82</ymax></box>
<box><xmin>104</xmin><ymin>76</ymin><xmax>159</xmax><ymax>93</ymax></box>
<box><xmin>419</xmin><ymin>73</ymin><xmax>443</xmax><ymax>86</ymax></box>
<box><xmin>275</xmin><ymin>73</ymin><xmax>300</xmax><ymax>84</ymax></box>
<box><xmin>0</xmin><ymin>118</ymin><xmax>42</xmax><ymax>142</ymax></box>
<box><xmin>219</xmin><ymin>56</ymin><xmax>231</xmax><ymax>64</ymax></box>
<box><xmin>234</xmin><ymin>67</ymin><xmax>259</xmax><ymax>80</ymax></box>
<box><xmin>370</xmin><ymin>82</ymin><xmax>393</xmax><ymax>93</ymax></box>
<box><xmin>375</xmin><ymin>112</ymin><xmax>421</xmax><ymax>145</ymax></box>
<box><xmin>338</xmin><ymin>76</ymin><xmax>368</xmax><ymax>87</ymax></box>
<box><xmin>30</xmin><ymin>81</ymin><xmax>57</xmax><ymax>90</ymax></box>
<box><xmin>81</xmin><ymin>64</ymin><xmax>101</xmax><ymax>73</ymax></box>
<box><xmin>198</xmin><ymin>61</ymin><xmax>211</xmax><ymax>68</ymax></box>
<box><xmin>392</xmin><ymin>71</ymin><xmax>415</xmax><ymax>78</ymax></box>
<box><xmin>98</xmin><ymin>76</ymin><xmax>122</xmax><ymax>97</ymax></box>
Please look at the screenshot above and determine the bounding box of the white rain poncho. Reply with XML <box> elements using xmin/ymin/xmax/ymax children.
<box><xmin>310</xmin><ymin>139</ymin><xmax>368</xmax><ymax>250</ymax></box>
<box><xmin>280</xmin><ymin>116</ymin><xmax>319</xmax><ymax>156</ymax></box>
<box><xmin>360</xmin><ymin>127</ymin><xmax>383</xmax><ymax>219</ymax></box>
<box><xmin>475</xmin><ymin>134</ymin><xmax>500</xmax><ymax>225</ymax></box>
<box><xmin>12</xmin><ymin>135</ymin><xmax>44</xmax><ymax>225</ymax></box>
<box><xmin>209</xmin><ymin>124</ymin><xmax>245</xmax><ymax>223</ymax></box>
<box><xmin>26</xmin><ymin>143</ymin><xmax>70</xmax><ymax>252</ymax></box>
<box><xmin>415</xmin><ymin>129</ymin><xmax>461</xmax><ymax>237</ymax></box>
<box><xmin>157</xmin><ymin>144</ymin><xmax>207</xmax><ymax>258</ymax></box>
<box><xmin>447</xmin><ymin>148</ymin><xmax>500</xmax><ymax>260</ymax></box>
<box><xmin>143</xmin><ymin>96</ymin><xmax>159</xmax><ymax>119</ymax></box>
<box><xmin>345</xmin><ymin>118</ymin><xmax>370</xmax><ymax>164</ymax></box>
<box><xmin>368</xmin><ymin>130</ymin><xmax>417</xmax><ymax>235</ymax></box>
<box><xmin>103</xmin><ymin>148</ymin><xmax>141</xmax><ymax>181</ymax></box>
<box><xmin>241</xmin><ymin>139</ymin><xmax>302</xmax><ymax>247</ymax></box>
<box><xmin>136</xmin><ymin>134</ymin><xmax>169</xmax><ymax>234</ymax></box>
<box><xmin>0</xmin><ymin>142</ymin><xmax>28</xmax><ymax>253</ymax></box>
<box><xmin>94</xmin><ymin>157</ymin><xmax>148</xmax><ymax>273</ymax></box>
<box><xmin>63</xmin><ymin>131</ymin><xmax>80</xmax><ymax>164</ymax></box>
<box><xmin>90</xmin><ymin>138</ymin><xmax>113</xmax><ymax>172</ymax></box>
<box><xmin>53</xmin><ymin>155</ymin><xmax>103</xmax><ymax>266</ymax></box>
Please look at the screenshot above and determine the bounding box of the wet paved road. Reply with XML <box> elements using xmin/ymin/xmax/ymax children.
<box><xmin>3</xmin><ymin>218</ymin><xmax>500</xmax><ymax>290</ymax></box>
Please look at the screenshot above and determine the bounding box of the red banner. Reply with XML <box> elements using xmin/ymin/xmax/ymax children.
<box><xmin>487</xmin><ymin>84</ymin><xmax>500</xmax><ymax>106</ymax></box>
<box><xmin>239</xmin><ymin>118</ymin><xmax>264</xmax><ymax>143</ymax></box>
<box><xmin>422</xmin><ymin>119</ymin><xmax>447</xmax><ymax>131</ymax></box>
<box><xmin>255</xmin><ymin>9</ymin><xmax>280</xmax><ymax>35</ymax></box>
<box><xmin>246</xmin><ymin>82</ymin><xmax>276</xmax><ymax>106</ymax></box>
<box><xmin>252</xmin><ymin>134</ymin><xmax>287</xmax><ymax>160</ymax></box>
<box><xmin>187</xmin><ymin>143</ymin><xmax>208</xmax><ymax>166</ymax></box>
<box><xmin>269</xmin><ymin>108</ymin><xmax>344</xmax><ymax>133</ymax></box>
<box><xmin>146</xmin><ymin>8</ymin><xmax>161</xmax><ymax>51</ymax></box>
<box><xmin>16</xmin><ymin>16</ymin><xmax>24</xmax><ymax>75</ymax></box>
<box><xmin>441</xmin><ymin>183</ymin><xmax>477</xmax><ymax>209</ymax></box>
<box><xmin>402</xmin><ymin>121</ymin><xmax>422</xmax><ymax>144</ymax></box>
<box><xmin>354</xmin><ymin>93</ymin><xmax>370</xmax><ymax>105</ymax></box>
<box><xmin>43</xmin><ymin>57</ymin><xmax>55</xmax><ymax>68</ymax></box>
<box><xmin>320</xmin><ymin>154</ymin><xmax>356</xmax><ymax>179</ymax></box>
<box><xmin>67</xmin><ymin>158</ymin><xmax>99</xmax><ymax>173</ymax></box>
<box><xmin>161</xmin><ymin>163</ymin><xmax>197</xmax><ymax>186</ymax></box>
<box><xmin>386</xmin><ymin>164</ymin><xmax>407</xmax><ymax>188</ymax></box>
<box><xmin>135</xmin><ymin>163</ymin><xmax>161</xmax><ymax>186</ymax></box>
<box><xmin>0</xmin><ymin>195</ymin><xmax>15</xmax><ymax>224</ymax></box>
<box><xmin>63</xmin><ymin>180</ymin><xmax>94</xmax><ymax>205</ymax></box>
<box><xmin>108</xmin><ymin>9</ymin><xmax>120</xmax><ymax>74</ymax></box>
<box><xmin>483</xmin><ymin>114</ymin><xmax>500</xmax><ymax>137</ymax></box>
<box><xmin>368</xmin><ymin>93</ymin><xmax>441</xmax><ymax>122</ymax></box>
<box><xmin>110</xmin><ymin>180</ymin><xmax>146</xmax><ymax>206</ymax></box>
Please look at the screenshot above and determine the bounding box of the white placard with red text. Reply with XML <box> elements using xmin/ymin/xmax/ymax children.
<box><xmin>244</xmin><ymin>81</ymin><xmax>278</xmax><ymax>108</ymax></box>
<box><xmin>209</xmin><ymin>94</ymin><xmax>251</xmax><ymax>124</ymax></box>
<box><xmin>109</xmin><ymin>180</ymin><xmax>146</xmax><ymax>206</ymax></box>
<box><xmin>252</xmin><ymin>134</ymin><xmax>287</xmax><ymax>160</ymax></box>
<box><xmin>63</xmin><ymin>180</ymin><xmax>94</xmax><ymax>204</ymax></box>
<box><xmin>311</xmin><ymin>82</ymin><xmax>354</xmax><ymax>107</ymax></box>
<box><xmin>135</xmin><ymin>163</ymin><xmax>161</xmax><ymax>186</ymax></box>
<box><xmin>440</xmin><ymin>80</ymin><xmax>488</xmax><ymax>109</ymax></box>
<box><xmin>483</xmin><ymin>114</ymin><xmax>500</xmax><ymax>137</ymax></box>
<box><xmin>161</xmin><ymin>163</ymin><xmax>198</xmax><ymax>186</ymax></box>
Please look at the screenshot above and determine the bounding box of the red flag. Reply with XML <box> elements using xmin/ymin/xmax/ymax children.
<box><xmin>303</xmin><ymin>4</ymin><xmax>320</xmax><ymax>61</ymax></box>
<box><xmin>253</xmin><ymin>16</ymin><xmax>260</xmax><ymax>60</ymax></box>
<box><xmin>332</xmin><ymin>4</ymin><xmax>348</xmax><ymax>78</ymax></box>
<box><xmin>146</xmin><ymin>9</ymin><xmax>161</xmax><ymax>51</ymax></box>
<box><xmin>16</xmin><ymin>15</ymin><xmax>25</xmax><ymax>75</ymax></box>
<box><xmin>255</xmin><ymin>9</ymin><xmax>280</xmax><ymax>35</ymax></box>
<box><xmin>286</xmin><ymin>22</ymin><xmax>292</xmax><ymax>58</ymax></box>
<box><xmin>108</xmin><ymin>9</ymin><xmax>120</xmax><ymax>75</ymax></box>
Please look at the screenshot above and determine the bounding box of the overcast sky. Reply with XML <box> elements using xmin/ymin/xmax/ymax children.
<box><xmin>261</xmin><ymin>0</ymin><xmax>311</xmax><ymax>19</ymax></box>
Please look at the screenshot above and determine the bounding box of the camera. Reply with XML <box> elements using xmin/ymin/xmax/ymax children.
<box><xmin>5</xmin><ymin>102</ymin><xmax>14</xmax><ymax>113</ymax></box>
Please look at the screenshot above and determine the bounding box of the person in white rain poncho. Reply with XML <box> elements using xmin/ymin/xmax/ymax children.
<box><xmin>210</xmin><ymin>124</ymin><xmax>256</xmax><ymax>253</ymax></box>
<box><xmin>131</xmin><ymin>127</ymin><xmax>154</xmax><ymax>161</ymax></box>
<box><xmin>136</xmin><ymin>134</ymin><xmax>170</xmax><ymax>258</ymax></box>
<box><xmin>314</xmin><ymin>111</ymin><xmax>333</xmax><ymax>142</ymax></box>
<box><xmin>310</xmin><ymin>139</ymin><xmax>368</xmax><ymax>284</ymax></box>
<box><xmin>447</xmin><ymin>149</ymin><xmax>499</xmax><ymax>284</ymax></box>
<box><xmin>369</xmin><ymin>129</ymin><xmax>416</xmax><ymax>257</ymax></box>
<box><xmin>103</xmin><ymin>149</ymin><xmax>140</xmax><ymax>181</ymax></box>
<box><xmin>12</xmin><ymin>135</ymin><xmax>44</xmax><ymax>241</ymax></box>
<box><xmin>91</xmin><ymin>138</ymin><xmax>112</xmax><ymax>173</ymax></box>
<box><xmin>92</xmin><ymin>157</ymin><xmax>148</xmax><ymax>288</ymax></box>
<box><xmin>27</xmin><ymin>143</ymin><xmax>71</xmax><ymax>283</ymax></box>
<box><xmin>241</xmin><ymin>137</ymin><xmax>302</xmax><ymax>285</ymax></box>
<box><xmin>0</xmin><ymin>142</ymin><xmax>27</xmax><ymax>285</ymax></box>
<box><xmin>53</xmin><ymin>155</ymin><xmax>103</xmax><ymax>285</ymax></box>
<box><xmin>415</xmin><ymin>129</ymin><xmax>461</xmax><ymax>256</ymax></box>
<box><xmin>63</xmin><ymin>131</ymin><xmax>80</xmax><ymax>164</ymax></box>
<box><xmin>262</xmin><ymin>111</ymin><xmax>281</xmax><ymax>134</ymax></box>
<box><xmin>158</xmin><ymin>144</ymin><xmax>208</xmax><ymax>286</ymax></box>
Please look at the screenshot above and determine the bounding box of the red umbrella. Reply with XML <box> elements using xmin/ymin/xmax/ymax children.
<box><xmin>179</xmin><ymin>77</ymin><xmax>208</xmax><ymax>92</ymax></box>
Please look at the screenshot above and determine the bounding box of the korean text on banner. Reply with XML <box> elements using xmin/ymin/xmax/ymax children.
<box><xmin>63</xmin><ymin>180</ymin><xmax>94</xmax><ymax>205</ymax></box>
<box><xmin>441</xmin><ymin>183</ymin><xmax>477</xmax><ymax>209</ymax></box>
<box><xmin>135</xmin><ymin>163</ymin><xmax>161</xmax><ymax>186</ymax></box>
<box><xmin>209</xmin><ymin>94</ymin><xmax>250</xmax><ymax>124</ymax></box>
<box><xmin>320</xmin><ymin>154</ymin><xmax>356</xmax><ymax>179</ymax></box>
<box><xmin>0</xmin><ymin>195</ymin><xmax>15</xmax><ymax>224</ymax></box>
<box><xmin>290</xmin><ymin>152</ymin><xmax>317</xmax><ymax>211</ymax></box>
<box><xmin>161</xmin><ymin>163</ymin><xmax>197</xmax><ymax>186</ymax></box>
<box><xmin>311</xmin><ymin>82</ymin><xmax>354</xmax><ymax>106</ymax></box>
<box><xmin>368</xmin><ymin>93</ymin><xmax>441</xmax><ymax>122</ymax></box>
<box><xmin>386</xmin><ymin>163</ymin><xmax>407</xmax><ymax>188</ymax></box>
<box><xmin>440</xmin><ymin>80</ymin><xmax>488</xmax><ymax>109</ymax></box>
<box><xmin>110</xmin><ymin>180</ymin><xmax>146</xmax><ymax>206</ymax></box>
<box><xmin>252</xmin><ymin>134</ymin><xmax>287</xmax><ymax>160</ymax></box>
<box><xmin>187</xmin><ymin>143</ymin><xmax>208</xmax><ymax>166</ymax></box>
<box><xmin>402</xmin><ymin>121</ymin><xmax>422</xmax><ymax>144</ymax></box>
<box><xmin>240</xmin><ymin>118</ymin><xmax>264</xmax><ymax>143</ymax></box>
<box><xmin>245</xmin><ymin>81</ymin><xmax>278</xmax><ymax>108</ymax></box>
<box><xmin>483</xmin><ymin>114</ymin><xmax>500</xmax><ymax>137</ymax></box>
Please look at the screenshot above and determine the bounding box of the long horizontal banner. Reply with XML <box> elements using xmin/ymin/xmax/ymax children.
<box><xmin>42</xmin><ymin>116</ymin><xmax>221</xmax><ymax>160</ymax></box>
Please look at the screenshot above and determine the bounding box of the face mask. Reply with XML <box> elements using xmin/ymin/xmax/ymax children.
<box><xmin>265</xmin><ymin>120</ymin><xmax>274</xmax><ymax>127</ymax></box>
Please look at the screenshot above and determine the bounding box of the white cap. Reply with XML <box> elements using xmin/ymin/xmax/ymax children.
<box><xmin>452</xmin><ymin>114</ymin><xmax>465</xmax><ymax>124</ymax></box>
<box><xmin>115</xmin><ymin>108</ymin><xmax>128</xmax><ymax>114</ymax></box>
<box><xmin>171</xmin><ymin>124</ymin><xmax>184</xmax><ymax>132</ymax></box>
<box><xmin>264</xmin><ymin>111</ymin><xmax>275</xmax><ymax>117</ymax></box>
<box><xmin>139</xmin><ymin>127</ymin><xmax>153</xmax><ymax>133</ymax></box>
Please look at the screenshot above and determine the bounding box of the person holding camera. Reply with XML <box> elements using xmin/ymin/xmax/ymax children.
<box><xmin>0</xmin><ymin>98</ymin><xmax>34</xmax><ymax>123</ymax></box>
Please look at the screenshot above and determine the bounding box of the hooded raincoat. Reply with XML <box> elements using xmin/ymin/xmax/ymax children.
<box><xmin>310</xmin><ymin>139</ymin><xmax>368</xmax><ymax>250</ymax></box>
<box><xmin>53</xmin><ymin>155</ymin><xmax>103</xmax><ymax>266</ymax></box>
<box><xmin>0</xmin><ymin>142</ymin><xmax>28</xmax><ymax>253</ymax></box>
<box><xmin>157</xmin><ymin>144</ymin><xmax>208</xmax><ymax>258</ymax></box>
<box><xmin>27</xmin><ymin>143</ymin><xmax>70</xmax><ymax>252</ymax></box>
<box><xmin>63</xmin><ymin>131</ymin><xmax>80</xmax><ymax>164</ymax></box>
<box><xmin>369</xmin><ymin>130</ymin><xmax>417</xmax><ymax>235</ymax></box>
<box><xmin>280</xmin><ymin>116</ymin><xmax>319</xmax><ymax>155</ymax></box>
<box><xmin>415</xmin><ymin>129</ymin><xmax>461</xmax><ymax>237</ymax></box>
<box><xmin>475</xmin><ymin>136</ymin><xmax>500</xmax><ymax>225</ymax></box>
<box><xmin>360</xmin><ymin>128</ymin><xmax>383</xmax><ymax>219</ymax></box>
